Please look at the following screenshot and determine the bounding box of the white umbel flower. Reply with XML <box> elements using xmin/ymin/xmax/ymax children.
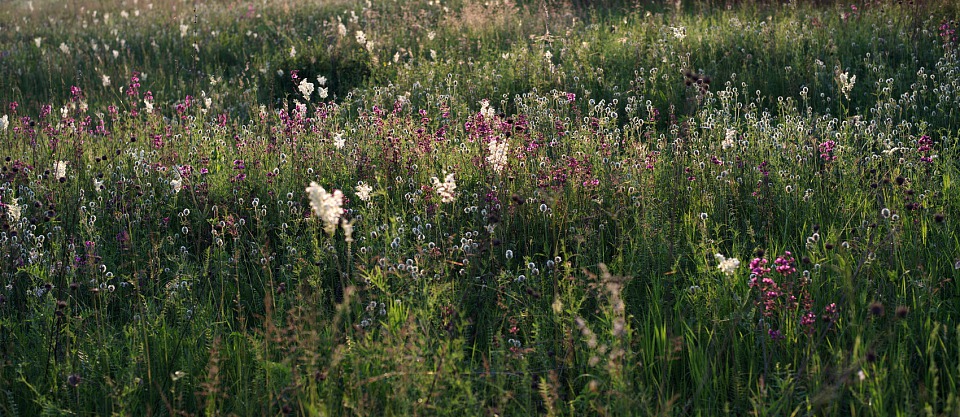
<box><xmin>486</xmin><ymin>139</ymin><xmax>509</xmax><ymax>173</ymax></box>
<box><xmin>170</xmin><ymin>178</ymin><xmax>183</xmax><ymax>193</ymax></box>
<box><xmin>715</xmin><ymin>253</ymin><xmax>741</xmax><ymax>277</ymax></box>
<box><xmin>355</xmin><ymin>182</ymin><xmax>373</xmax><ymax>201</ymax></box>
<box><xmin>431</xmin><ymin>173</ymin><xmax>457</xmax><ymax>203</ymax></box>
<box><xmin>298</xmin><ymin>79</ymin><xmax>314</xmax><ymax>101</ymax></box>
<box><xmin>53</xmin><ymin>161</ymin><xmax>67</xmax><ymax>179</ymax></box>
<box><xmin>479</xmin><ymin>99</ymin><xmax>495</xmax><ymax>119</ymax></box>
<box><xmin>5</xmin><ymin>198</ymin><xmax>22</xmax><ymax>223</ymax></box>
<box><xmin>306</xmin><ymin>182</ymin><xmax>344</xmax><ymax>235</ymax></box>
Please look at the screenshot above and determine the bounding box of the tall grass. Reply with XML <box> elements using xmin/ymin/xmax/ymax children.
<box><xmin>1</xmin><ymin>0</ymin><xmax>959</xmax><ymax>415</ymax></box>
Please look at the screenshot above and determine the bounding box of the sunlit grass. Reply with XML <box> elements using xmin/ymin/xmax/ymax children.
<box><xmin>1</xmin><ymin>0</ymin><xmax>959</xmax><ymax>415</ymax></box>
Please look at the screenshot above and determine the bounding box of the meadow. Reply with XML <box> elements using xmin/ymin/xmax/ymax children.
<box><xmin>1</xmin><ymin>0</ymin><xmax>960</xmax><ymax>415</ymax></box>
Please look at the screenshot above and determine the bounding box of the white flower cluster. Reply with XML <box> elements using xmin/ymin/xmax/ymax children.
<box><xmin>5</xmin><ymin>197</ymin><xmax>22</xmax><ymax>223</ymax></box>
<box><xmin>479</xmin><ymin>99</ymin><xmax>495</xmax><ymax>119</ymax></box>
<box><xmin>355</xmin><ymin>182</ymin><xmax>373</xmax><ymax>201</ymax></box>
<box><xmin>722</xmin><ymin>128</ymin><xmax>736</xmax><ymax>150</ymax></box>
<box><xmin>837</xmin><ymin>70</ymin><xmax>856</xmax><ymax>100</ymax></box>
<box><xmin>0</xmin><ymin>115</ymin><xmax>8</xmax><ymax>131</ymax></box>
<box><xmin>715</xmin><ymin>253</ymin><xmax>741</xmax><ymax>277</ymax></box>
<box><xmin>53</xmin><ymin>161</ymin><xmax>68</xmax><ymax>179</ymax></box>
<box><xmin>306</xmin><ymin>182</ymin><xmax>344</xmax><ymax>235</ymax></box>
<box><xmin>486</xmin><ymin>139</ymin><xmax>509</xmax><ymax>173</ymax></box>
<box><xmin>431</xmin><ymin>173</ymin><xmax>457</xmax><ymax>203</ymax></box>
<box><xmin>670</xmin><ymin>26</ymin><xmax>686</xmax><ymax>41</ymax></box>
<box><xmin>298</xmin><ymin>79</ymin><xmax>314</xmax><ymax>101</ymax></box>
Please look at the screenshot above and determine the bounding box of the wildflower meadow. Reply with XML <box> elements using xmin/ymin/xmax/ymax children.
<box><xmin>1</xmin><ymin>0</ymin><xmax>960</xmax><ymax>415</ymax></box>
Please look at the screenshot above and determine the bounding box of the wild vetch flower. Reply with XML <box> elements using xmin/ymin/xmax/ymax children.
<box><xmin>306</xmin><ymin>182</ymin><xmax>344</xmax><ymax>235</ymax></box>
<box><xmin>774</xmin><ymin>251</ymin><xmax>796</xmax><ymax>275</ymax></box>
<box><xmin>486</xmin><ymin>139</ymin><xmax>509</xmax><ymax>173</ymax></box>
<box><xmin>715</xmin><ymin>254</ymin><xmax>741</xmax><ymax>276</ymax></box>
<box><xmin>355</xmin><ymin>182</ymin><xmax>373</xmax><ymax>201</ymax></box>
<box><xmin>298</xmin><ymin>79</ymin><xmax>314</xmax><ymax>101</ymax></box>
<box><xmin>431</xmin><ymin>173</ymin><xmax>457</xmax><ymax>203</ymax></box>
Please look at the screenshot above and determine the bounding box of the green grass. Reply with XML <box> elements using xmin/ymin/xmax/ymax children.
<box><xmin>1</xmin><ymin>0</ymin><xmax>960</xmax><ymax>415</ymax></box>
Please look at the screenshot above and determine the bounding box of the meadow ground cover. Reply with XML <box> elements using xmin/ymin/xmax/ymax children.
<box><xmin>1</xmin><ymin>0</ymin><xmax>960</xmax><ymax>415</ymax></box>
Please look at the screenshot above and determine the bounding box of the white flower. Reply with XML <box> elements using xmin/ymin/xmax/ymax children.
<box><xmin>431</xmin><ymin>173</ymin><xmax>457</xmax><ymax>203</ymax></box>
<box><xmin>338</xmin><ymin>23</ymin><xmax>347</xmax><ymax>37</ymax></box>
<box><xmin>93</xmin><ymin>178</ymin><xmax>104</xmax><ymax>192</ymax></box>
<box><xmin>289</xmin><ymin>46</ymin><xmax>297</xmax><ymax>58</ymax></box>
<box><xmin>544</xmin><ymin>50</ymin><xmax>552</xmax><ymax>60</ymax></box>
<box><xmin>715</xmin><ymin>254</ymin><xmax>741</xmax><ymax>277</ymax></box>
<box><xmin>430</xmin><ymin>49</ymin><xmax>437</xmax><ymax>60</ymax></box>
<box><xmin>298</xmin><ymin>79</ymin><xmax>314</xmax><ymax>101</ymax></box>
<box><xmin>355</xmin><ymin>30</ymin><xmax>366</xmax><ymax>44</ymax></box>
<box><xmin>306</xmin><ymin>182</ymin><xmax>344</xmax><ymax>235</ymax></box>
<box><xmin>59</xmin><ymin>42</ymin><xmax>70</xmax><ymax>54</ymax></box>
<box><xmin>333</xmin><ymin>132</ymin><xmax>345</xmax><ymax>149</ymax></box>
<box><xmin>34</xmin><ymin>37</ymin><xmax>42</xmax><ymax>48</ymax></box>
<box><xmin>722</xmin><ymin>128</ymin><xmax>736</xmax><ymax>150</ymax></box>
<box><xmin>101</xmin><ymin>74</ymin><xmax>111</xmax><ymax>87</ymax></box>
<box><xmin>427</xmin><ymin>31</ymin><xmax>436</xmax><ymax>40</ymax></box>
<box><xmin>53</xmin><ymin>161</ymin><xmax>67</xmax><ymax>179</ymax></box>
<box><xmin>180</xmin><ymin>24</ymin><xmax>189</xmax><ymax>38</ymax></box>
<box><xmin>479</xmin><ymin>99</ymin><xmax>495</xmax><ymax>119</ymax></box>
<box><xmin>318</xmin><ymin>87</ymin><xmax>328</xmax><ymax>100</ymax></box>
<box><xmin>317</xmin><ymin>75</ymin><xmax>327</xmax><ymax>86</ymax></box>
<box><xmin>670</xmin><ymin>26</ymin><xmax>686</xmax><ymax>40</ymax></box>
<box><xmin>170</xmin><ymin>178</ymin><xmax>183</xmax><ymax>193</ymax></box>
<box><xmin>144</xmin><ymin>99</ymin><xmax>154</xmax><ymax>113</ymax></box>
<box><xmin>486</xmin><ymin>139</ymin><xmax>509</xmax><ymax>173</ymax></box>
<box><xmin>837</xmin><ymin>70</ymin><xmax>856</xmax><ymax>100</ymax></box>
<box><xmin>112</xmin><ymin>50</ymin><xmax>119</xmax><ymax>59</ymax></box>
<box><xmin>342</xmin><ymin>220</ymin><xmax>355</xmax><ymax>243</ymax></box>
<box><xmin>5</xmin><ymin>198</ymin><xmax>22</xmax><ymax>223</ymax></box>
<box><xmin>0</xmin><ymin>115</ymin><xmax>8</xmax><ymax>131</ymax></box>
<box><xmin>356</xmin><ymin>182</ymin><xmax>373</xmax><ymax>201</ymax></box>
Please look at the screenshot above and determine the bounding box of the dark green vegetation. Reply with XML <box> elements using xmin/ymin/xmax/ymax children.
<box><xmin>1</xmin><ymin>0</ymin><xmax>960</xmax><ymax>415</ymax></box>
